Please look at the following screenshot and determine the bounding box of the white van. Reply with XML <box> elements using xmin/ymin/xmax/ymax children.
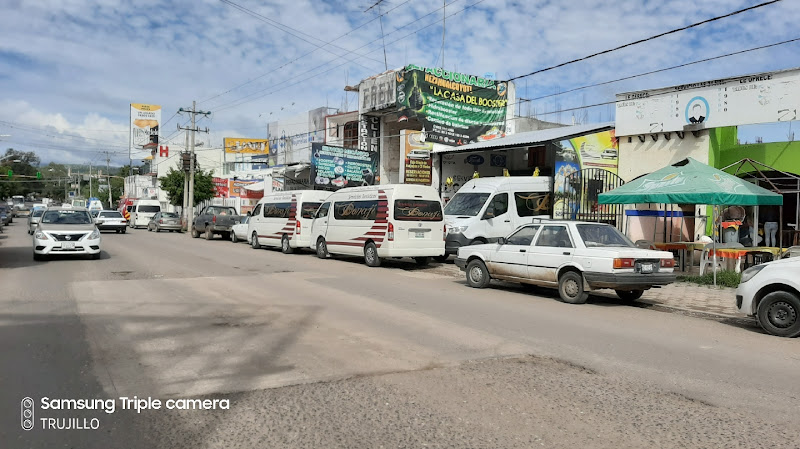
<box><xmin>443</xmin><ymin>176</ymin><xmax>552</xmax><ymax>256</ymax></box>
<box><xmin>248</xmin><ymin>190</ymin><xmax>332</xmax><ymax>253</ymax></box>
<box><xmin>310</xmin><ymin>184</ymin><xmax>445</xmax><ymax>267</ymax></box>
<box><xmin>129</xmin><ymin>199</ymin><xmax>162</xmax><ymax>229</ymax></box>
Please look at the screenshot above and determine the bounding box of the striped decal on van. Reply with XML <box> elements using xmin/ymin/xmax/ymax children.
<box><xmin>329</xmin><ymin>190</ymin><xmax>389</xmax><ymax>248</ymax></box>
<box><xmin>258</xmin><ymin>194</ymin><xmax>297</xmax><ymax>241</ymax></box>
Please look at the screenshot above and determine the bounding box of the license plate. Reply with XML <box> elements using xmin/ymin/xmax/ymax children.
<box><xmin>640</xmin><ymin>263</ymin><xmax>653</xmax><ymax>274</ymax></box>
<box><xmin>62</xmin><ymin>242</ymin><xmax>75</xmax><ymax>249</ymax></box>
<box><xmin>413</xmin><ymin>231</ymin><xmax>425</xmax><ymax>239</ymax></box>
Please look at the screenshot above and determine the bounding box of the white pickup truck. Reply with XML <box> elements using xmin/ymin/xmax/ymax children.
<box><xmin>455</xmin><ymin>220</ymin><xmax>676</xmax><ymax>304</ymax></box>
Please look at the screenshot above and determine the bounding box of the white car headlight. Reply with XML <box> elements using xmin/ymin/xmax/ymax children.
<box><xmin>740</xmin><ymin>265</ymin><xmax>766</xmax><ymax>283</ymax></box>
<box><xmin>86</xmin><ymin>228</ymin><xmax>101</xmax><ymax>240</ymax></box>
<box><xmin>34</xmin><ymin>230</ymin><xmax>48</xmax><ymax>240</ymax></box>
<box><xmin>448</xmin><ymin>226</ymin><xmax>468</xmax><ymax>234</ymax></box>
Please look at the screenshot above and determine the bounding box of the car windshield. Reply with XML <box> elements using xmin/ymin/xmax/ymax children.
<box><xmin>100</xmin><ymin>211</ymin><xmax>123</xmax><ymax>218</ymax></box>
<box><xmin>444</xmin><ymin>192</ymin><xmax>491</xmax><ymax>217</ymax></box>
<box><xmin>41</xmin><ymin>210</ymin><xmax>92</xmax><ymax>224</ymax></box>
<box><xmin>161</xmin><ymin>212</ymin><xmax>178</xmax><ymax>218</ymax></box>
<box><xmin>32</xmin><ymin>209</ymin><xmax>44</xmax><ymax>217</ymax></box>
<box><xmin>576</xmin><ymin>224</ymin><xmax>634</xmax><ymax>247</ymax></box>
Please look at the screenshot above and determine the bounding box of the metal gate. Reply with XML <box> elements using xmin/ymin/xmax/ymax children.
<box><xmin>558</xmin><ymin>168</ymin><xmax>624</xmax><ymax>225</ymax></box>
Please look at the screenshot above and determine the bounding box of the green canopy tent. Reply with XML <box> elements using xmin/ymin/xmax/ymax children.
<box><xmin>598</xmin><ymin>157</ymin><xmax>783</xmax><ymax>285</ymax></box>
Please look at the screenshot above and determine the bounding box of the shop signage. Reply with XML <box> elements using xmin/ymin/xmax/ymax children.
<box><xmin>396</xmin><ymin>64</ymin><xmax>508</xmax><ymax>146</ymax></box>
<box><xmin>223</xmin><ymin>138</ymin><xmax>269</xmax><ymax>155</ymax></box>
<box><xmin>360</xmin><ymin>71</ymin><xmax>397</xmax><ymax>114</ymax></box>
<box><xmin>359</xmin><ymin>115</ymin><xmax>380</xmax><ymax>153</ymax></box>
<box><xmin>311</xmin><ymin>143</ymin><xmax>379</xmax><ymax>190</ymax></box>
<box><xmin>465</xmin><ymin>154</ymin><xmax>485</xmax><ymax>165</ymax></box>
<box><xmin>400</xmin><ymin>130</ymin><xmax>433</xmax><ymax>185</ymax></box>
<box><xmin>212</xmin><ymin>177</ymin><xmax>229</xmax><ymax>198</ymax></box>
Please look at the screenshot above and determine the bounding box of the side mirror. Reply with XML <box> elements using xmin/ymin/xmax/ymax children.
<box><xmin>246</xmin><ymin>211</ymin><xmax>251</xmax><ymax>217</ymax></box>
<box><xmin>497</xmin><ymin>237</ymin><xmax>506</xmax><ymax>245</ymax></box>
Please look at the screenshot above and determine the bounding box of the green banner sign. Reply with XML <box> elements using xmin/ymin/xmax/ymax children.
<box><xmin>396</xmin><ymin>65</ymin><xmax>509</xmax><ymax>146</ymax></box>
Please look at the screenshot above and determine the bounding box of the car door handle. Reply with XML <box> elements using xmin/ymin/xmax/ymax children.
<box><xmin>519</xmin><ymin>249</ymin><xmax>526</xmax><ymax>253</ymax></box>
<box><xmin>504</xmin><ymin>220</ymin><xmax>511</xmax><ymax>223</ymax></box>
<box><xmin>563</xmin><ymin>252</ymin><xmax>571</xmax><ymax>255</ymax></box>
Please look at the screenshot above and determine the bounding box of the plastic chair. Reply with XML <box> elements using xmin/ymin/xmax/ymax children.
<box><xmin>699</xmin><ymin>243</ymin><xmax>723</xmax><ymax>275</ymax></box>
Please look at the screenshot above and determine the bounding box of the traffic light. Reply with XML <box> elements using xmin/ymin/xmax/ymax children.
<box><xmin>36</xmin><ymin>171</ymin><xmax>42</xmax><ymax>179</ymax></box>
<box><xmin>6</xmin><ymin>170</ymin><xmax>11</xmax><ymax>179</ymax></box>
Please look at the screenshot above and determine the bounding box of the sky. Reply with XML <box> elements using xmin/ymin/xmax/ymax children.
<box><xmin>0</xmin><ymin>0</ymin><xmax>798</xmax><ymax>166</ymax></box>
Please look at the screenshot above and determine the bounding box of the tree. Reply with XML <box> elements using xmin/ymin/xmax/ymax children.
<box><xmin>158</xmin><ymin>168</ymin><xmax>215</xmax><ymax>207</ymax></box>
<box><xmin>0</xmin><ymin>148</ymin><xmax>41</xmax><ymax>199</ymax></box>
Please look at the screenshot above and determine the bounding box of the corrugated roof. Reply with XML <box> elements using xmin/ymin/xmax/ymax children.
<box><xmin>433</xmin><ymin>122</ymin><xmax>615</xmax><ymax>153</ymax></box>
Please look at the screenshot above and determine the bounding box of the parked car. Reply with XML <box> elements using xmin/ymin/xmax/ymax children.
<box><xmin>736</xmin><ymin>257</ymin><xmax>800</xmax><ymax>337</ymax></box>
<box><xmin>94</xmin><ymin>210</ymin><xmax>128</xmax><ymax>233</ymax></box>
<box><xmin>0</xmin><ymin>205</ymin><xmax>11</xmax><ymax>225</ymax></box>
<box><xmin>191</xmin><ymin>206</ymin><xmax>241</xmax><ymax>240</ymax></box>
<box><xmin>455</xmin><ymin>220</ymin><xmax>676</xmax><ymax>304</ymax></box>
<box><xmin>309</xmin><ymin>184</ymin><xmax>446</xmax><ymax>267</ymax></box>
<box><xmin>230</xmin><ymin>215</ymin><xmax>250</xmax><ymax>243</ymax></box>
<box><xmin>33</xmin><ymin>207</ymin><xmax>101</xmax><ymax>260</ymax></box>
<box><xmin>27</xmin><ymin>207</ymin><xmax>45</xmax><ymax>234</ymax></box>
<box><xmin>444</xmin><ymin>176</ymin><xmax>552</xmax><ymax>258</ymax></box>
<box><xmin>14</xmin><ymin>205</ymin><xmax>32</xmax><ymax>218</ymax></box>
<box><xmin>148</xmin><ymin>212</ymin><xmax>182</xmax><ymax>232</ymax></box>
<box><xmin>248</xmin><ymin>190</ymin><xmax>331</xmax><ymax>253</ymax></box>
<box><xmin>129</xmin><ymin>200</ymin><xmax>162</xmax><ymax>229</ymax></box>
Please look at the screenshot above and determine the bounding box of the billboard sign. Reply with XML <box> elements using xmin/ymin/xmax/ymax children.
<box><xmin>359</xmin><ymin>71</ymin><xmax>397</xmax><ymax>114</ymax></box>
<box><xmin>223</xmin><ymin>138</ymin><xmax>269</xmax><ymax>154</ymax></box>
<box><xmin>229</xmin><ymin>179</ymin><xmax>259</xmax><ymax>198</ymax></box>
<box><xmin>616</xmin><ymin>68</ymin><xmax>800</xmax><ymax>135</ymax></box>
<box><xmin>311</xmin><ymin>143</ymin><xmax>379</xmax><ymax>190</ymax></box>
<box><xmin>396</xmin><ymin>64</ymin><xmax>508</xmax><ymax>146</ymax></box>
<box><xmin>359</xmin><ymin>115</ymin><xmax>380</xmax><ymax>153</ymax></box>
<box><xmin>400</xmin><ymin>130</ymin><xmax>433</xmax><ymax>185</ymax></box>
<box><xmin>268</xmin><ymin>107</ymin><xmax>327</xmax><ymax>166</ymax></box>
<box><xmin>130</xmin><ymin>103</ymin><xmax>161</xmax><ymax>149</ymax></box>
<box><xmin>212</xmin><ymin>177</ymin><xmax>229</xmax><ymax>198</ymax></box>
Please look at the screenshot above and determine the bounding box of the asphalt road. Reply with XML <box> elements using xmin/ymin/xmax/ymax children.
<box><xmin>1</xmin><ymin>218</ymin><xmax>798</xmax><ymax>448</ymax></box>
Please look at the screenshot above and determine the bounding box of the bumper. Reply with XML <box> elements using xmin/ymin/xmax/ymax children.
<box><xmin>211</xmin><ymin>225</ymin><xmax>233</xmax><ymax>233</ymax></box>
<box><xmin>97</xmin><ymin>224</ymin><xmax>127</xmax><ymax>231</ymax></box>
<box><xmin>445</xmin><ymin>232</ymin><xmax>472</xmax><ymax>255</ymax></box>
<box><xmin>34</xmin><ymin>240</ymin><xmax>101</xmax><ymax>255</ymax></box>
<box><xmin>154</xmin><ymin>223</ymin><xmax>182</xmax><ymax>230</ymax></box>
<box><xmin>735</xmin><ymin>281</ymin><xmax>758</xmax><ymax>316</ymax></box>
<box><xmin>583</xmin><ymin>272</ymin><xmax>676</xmax><ymax>289</ymax></box>
<box><xmin>378</xmin><ymin>247</ymin><xmax>446</xmax><ymax>258</ymax></box>
<box><xmin>454</xmin><ymin>258</ymin><xmax>467</xmax><ymax>269</ymax></box>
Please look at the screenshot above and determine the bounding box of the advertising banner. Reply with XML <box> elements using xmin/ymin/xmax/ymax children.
<box><xmin>360</xmin><ymin>71</ymin><xmax>397</xmax><ymax>114</ymax></box>
<box><xmin>212</xmin><ymin>177</ymin><xmax>229</xmax><ymax>198</ymax></box>
<box><xmin>130</xmin><ymin>104</ymin><xmax>161</xmax><ymax>149</ymax></box>
<box><xmin>400</xmin><ymin>130</ymin><xmax>433</xmax><ymax>185</ymax></box>
<box><xmin>359</xmin><ymin>115</ymin><xmax>380</xmax><ymax>153</ymax></box>
<box><xmin>311</xmin><ymin>143</ymin><xmax>379</xmax><ymax>190</ymax></box>
<box><xmin>615</xmin><ymin>68</ymin><xmax>800</xmax><ymax>135</ymax></box>
<box><xmin>396</xmin><ymin>65</ymin><xmax>508</xmax><ymax>146</ymax></box>
<box><xmin>228</xmin><ymin>179</ymin><xmax>259</xmax><ymax>198</ymax></box>
<box><xmin>553</xmin><ymin>130</ymin><xmax>618</xmax><ymax>219</ymax></box>
<box><xmin>224</xmin><ymin>138</ymin><xmax>269</xmax><ymax>155</ymax></box>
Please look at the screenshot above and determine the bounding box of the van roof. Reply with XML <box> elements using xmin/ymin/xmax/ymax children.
<box><xmin>459</xmin><ymin>176</ymin><xmax>552</xmax><ymax>191</ymax></box>
<box><xmin>332</xmin><ymin>184</ymin><xmax>437</xmax><ymax>194</ymax></box>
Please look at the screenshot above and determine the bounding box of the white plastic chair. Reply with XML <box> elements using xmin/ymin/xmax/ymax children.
<box><xmin>699</xmin><ymin>243</ymin><xmax>723</xmax><ymax>275</ymax></box>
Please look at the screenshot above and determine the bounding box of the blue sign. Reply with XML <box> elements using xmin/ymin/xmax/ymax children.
<box><xmin>465</xmin><ymin>155</ymin><xmax>485</xmax><ymax>166</ymax></box>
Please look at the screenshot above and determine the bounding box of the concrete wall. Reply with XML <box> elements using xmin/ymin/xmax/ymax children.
<box><xmin>617</xmin><ymin>131</ymin><xmax>710</xmax><ymax>182</ymax></box>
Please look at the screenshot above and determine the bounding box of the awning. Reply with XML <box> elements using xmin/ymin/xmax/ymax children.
<box><xmin>432</xmin><ymin>122</ymin><xmax>614</xmax><ymax>154</ymax></box>
<box><xmin>243</xmin><ymin>181</ymin><xmax>264</xmax><ymax>191</ymax></box>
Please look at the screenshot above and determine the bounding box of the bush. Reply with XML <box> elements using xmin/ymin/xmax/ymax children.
<box><xmin>677</xmin><ymin>270</ymin><xmax>741</xmax><ymax>288</ymax></box>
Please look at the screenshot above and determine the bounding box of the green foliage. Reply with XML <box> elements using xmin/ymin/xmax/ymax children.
<box><xmin>677</xmin><ymin>270</ymin><xmax>742</xmax><ymax>288</ymax></box>
<box><xmin>0</xmin><ymin>148</ymin><xmax>41</xmax><ymax>198</ymax></box>
<box><xmin>158</xmin><ymin>168</ymin><xmax>215</xmax><ymax>206</ymax></box>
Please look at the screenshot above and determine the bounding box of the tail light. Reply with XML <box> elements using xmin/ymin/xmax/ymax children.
<box><xmin>296</xmin><ymin>220</ymin><xmax>301</xmax><ymax>235</ymax></box>
<box><xmin>158</xmin><ymin>219</ymin><xmax>164</xmax><ymax>224</ymax></box>
<box><xmin>212</xmin><ymin>215</ymin><xmax>217</xmax><ymax>223</ymax></box>
<box><xmin>661</xmin><ymin>258</ymin><xmax>675</xmax><ymax>268</ymax></box>
<box><xmin>388</xmin><ymin>222</ymin><xmax>394</xmax><ymax>241</ymax></box>
<box><xmin>613</xmin><ymin>258</ymin><xmax>635</xmax><ymax>269</ymax></box>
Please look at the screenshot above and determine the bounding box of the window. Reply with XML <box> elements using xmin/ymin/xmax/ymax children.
<box><xmin>333</xmin><ymin>200</ymin><xmax>378</xmax><ymax>220</ymax></box>
<box><xmin>316</xmin><ymin>202</ymin><xmax>330</xmax><ymax>218</ymax></box>
<box><xmin>443</xmin><ymin>192</ymin><xmax>490</xmax><ymax>217</ymax></box>
<box><xmin>576</xmin><ymin>224</ymin><xmax>633</xmax><ymax>248</ymax></box>
<box><xmin>32</xmin><ymin>209</ymin><xmax>45</xmax><ymax>217</ymax></box>
<box><xmin>343</xmin><ymin>121</ymin><xmax>359</xmax><ymax>148</ymax></box>
<box><xmin>514</xmin><ymin>192</ymin><xmax>550</xmax><ymax>217</ymax></box>
<box><xmin>137</xmin><ymin>205</ymin><xmax>160</xmax><ymax>213</ymax></box>
<box><xmin>535</xmin><ymin>225</ymin><xmax>573</xmax><ymax>248</ymax></box>
<box><xmin>126</xmin><ymin>205</ymin><xmax>134</xmax><ymax>212</ymax></box>
<box><xmin>301</xmin><ymin>202</ymin><xmax>323</xmax><ymax>219</ymax></box>
<box><xmin>41</xmin><ymin>210</ymin><xmax>92</xmax><ymax>224</ymax></box>
<box><xmin>252</xmin><ymin>204</ymin><xmax>262</xmax><ymax>217</ymax></box>
<box><xmin>162</xmin><ymin>212</ymin><xmax>179</xmax><ymax>218</ymax></box>
<box><xmin>506</xmin><ymin>225</ymin><xmax>540</xmax><ymax>246</ymax></box>
<box><xmin>485</xmin><ymin>193</ymin><xmax>508</xmax><ymax>218</ymax></box>
<box><xmin>262</xmin><ymin>203</ymin><xmax>292</xmax><ymax>218</ymax></box>
<box><xmin>394</xmin><ymin>200</ymin><xmax>443</xmax><ymax>221</ymax></box>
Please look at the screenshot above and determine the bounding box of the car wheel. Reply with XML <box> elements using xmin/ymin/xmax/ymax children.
<box><xmin>434</xmin><ymin>254</ymin><xmax>449</xmax><ymax>263</ymax></box>
<box><xmin>615</xmin><ymin>290</ymin><xmax>644</xmax><ymax>301</ymax></box>
<box><xmin>558</xmin><ymin>271</ymin><xmax>589</xmax><ymax>304</ymax></box>
<box><xmin>191</xmin><ymin>226</ymin><xmax>199</xmax><ymax>238</ymax></box>
<box><xmin>364</xmin><ymin>242</ymin><xmax>381</xmax><ymax>267</ymax></box>
<box><xmin>414</xmin><ymin>257</ymin><xmax>430</xmax><ymax>266</ymax></box>
<box><xmin>757</xmin><ymin>291</ymin><xmax>800</xmax><ymax>338</ymax></box>
<box><xmin>466</xmin><ymin>259</ymin><xmax>490</xmax><ymax>288</ymax></box>
<box><xmin>91</xmin><ymin>253</ymin><xmax>101</xmax><ymax>260</ymax></box>
<box><xmin>231</xmin><ymin>232</ymin><xmax>238</xmax><ymax>243</ymax></box>
<box><xmin>281</xmin><ymin>234</ymin><xmax>294</xmax><ymax>254</ymax></box>
<box><xmin>147</xmin><ymin>224</ymin><xmax>152</xmax><ymax>232</ymax></box>
<box><xmin>205</xmin><ymin>227</ymin><xmax>213</xmax><ymax>240</ymax></box>
<box><xmin>121</xmin><ymin>227</ymin><xmax>127</xmax><ymax>234</ymax></box>
<box><xmin>251</xmin><ymin>231</ymin><xmax>261</xmax><ymax>249</ymax></box>
<box><xmin>33</xmin><ymin>252</ymin><xmax>44</xmax><ymax>261</ymax></box>
<box><xmin>470</xmin><ymin>238</ymin><xmax>487</xmax><ymax>246</ymax></box>
<box><xmin>155</xmin><ymin>226</ymin><xmax>161</xmax><ymax>233</ymax></box>
<box><xmin>316</xmin><ymin>238</ymin><xmax>328</xmax><ymax>259</ymax></box>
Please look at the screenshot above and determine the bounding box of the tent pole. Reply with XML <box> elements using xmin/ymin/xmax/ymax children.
<box><xmin>780</xmin><ymin>205</ymin><xmax>784</xmax><ymax>250</ymax></box>
<box><xmin>713</xmin><ymin>206</ymin><xmax>717</xmax><ymax>287</ymax></box>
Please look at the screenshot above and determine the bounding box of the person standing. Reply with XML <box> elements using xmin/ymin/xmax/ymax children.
<box><xmin>762</xmin><ymin>206</ymin><xmax>779</xmax><ymax>247</ymax></box>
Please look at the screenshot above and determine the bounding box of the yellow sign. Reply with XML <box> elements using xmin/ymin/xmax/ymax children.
<box><xmin>224</xmin><ymin>137</ymin><xmax>269</xmax><ymax>155</ymax></box>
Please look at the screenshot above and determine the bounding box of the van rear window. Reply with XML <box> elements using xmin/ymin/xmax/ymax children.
<box><xmin>333</xmin><ymin>201</ymin><xmax>378</xmax><ymax>220</ymax></box>
<box><xmin>138</xmin><ymin>205</ymin><xmax>161</xmax><ymax>213</ymax></box>
<box><xmin>263</xmin><ymin>203</ymin><xmax>293</xmax><ymax>218</ymax></box>
<box><xmin>394</xmin><ymin>200</ymin><xmax>443</xmax><ymax>221</ymax></box>
<box><xmin>301</xmin><ymin>202</ymin><xmax>322</xmax><ymax>219</ymax></box>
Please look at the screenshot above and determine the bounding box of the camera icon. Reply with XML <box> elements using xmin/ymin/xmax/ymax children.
<box><xmin>21</xmin><ymin>397</ymin><xmax>34</xmax><ymax>431</ymax></box>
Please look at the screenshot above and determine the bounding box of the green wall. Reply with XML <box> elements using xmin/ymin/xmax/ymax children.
<box><xmin>710</xmin><ymin>126</ymin><xmax>800</xmax><ymax>175</ymax></box>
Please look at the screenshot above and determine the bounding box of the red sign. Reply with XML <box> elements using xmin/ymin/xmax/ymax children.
<box><xmin>159</xmin><ymin>145</ymin><xmax>169</xmax><ymax>157</ymax></box>
<box><xmin>212</xmin><ymin>177</ymin><xmax>229</xmax><ymax>197</ymax></box>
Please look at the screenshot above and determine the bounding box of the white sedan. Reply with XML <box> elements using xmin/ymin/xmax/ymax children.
<box><xmin>230</xmin><ymin>215</ymin><xmax>251</xmax><ymax>244</ymax></box>
<box><xmin>33</xmin><ymin>207</ymin><xmax>101</xmax><ymax>260</ymax></box>
<box><xmin>736</xmin><ymin>257</ymin><xmax>800</xmax><ymax>337</ymax></box>
<box><xmin>455</xmin><ymin>220</ymin><xmax>676</xmax><ymax>304</ymax></box>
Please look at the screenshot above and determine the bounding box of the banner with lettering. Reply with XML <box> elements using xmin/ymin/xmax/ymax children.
<box><xmin>400</xmin><ymin>130</ymin><xmax>433</xmax><ymax>185</ymax></box>
<box><xmin>311</xmin><ymin>143</ymin><xmax>379</xmax><ymax>190</ymax></box>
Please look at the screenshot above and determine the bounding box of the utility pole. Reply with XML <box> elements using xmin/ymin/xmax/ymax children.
<box><xmin>89</xmin><ymin>161</ymin><xmax>92</xmax><ymax>200</ymax></box>
<box><xmin>106</xmin><ymin>152</ymin><xmax>112</xmax><ymax>207</ymax></box>
<box><xmin>182</xmin><ymin>130</ymin><xmax>189</xmax><ymax>230</ymax></box>
<box><xmin>177</xmin><ymin>101</ymin><xmax>211</xmax><ymax>233</ymax></box>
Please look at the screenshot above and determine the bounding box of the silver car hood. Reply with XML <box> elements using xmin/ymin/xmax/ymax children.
<box><xmin>38</xmin><ymin>223</ymin><xmax>96</xmax><ymax>232</ymax></box>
